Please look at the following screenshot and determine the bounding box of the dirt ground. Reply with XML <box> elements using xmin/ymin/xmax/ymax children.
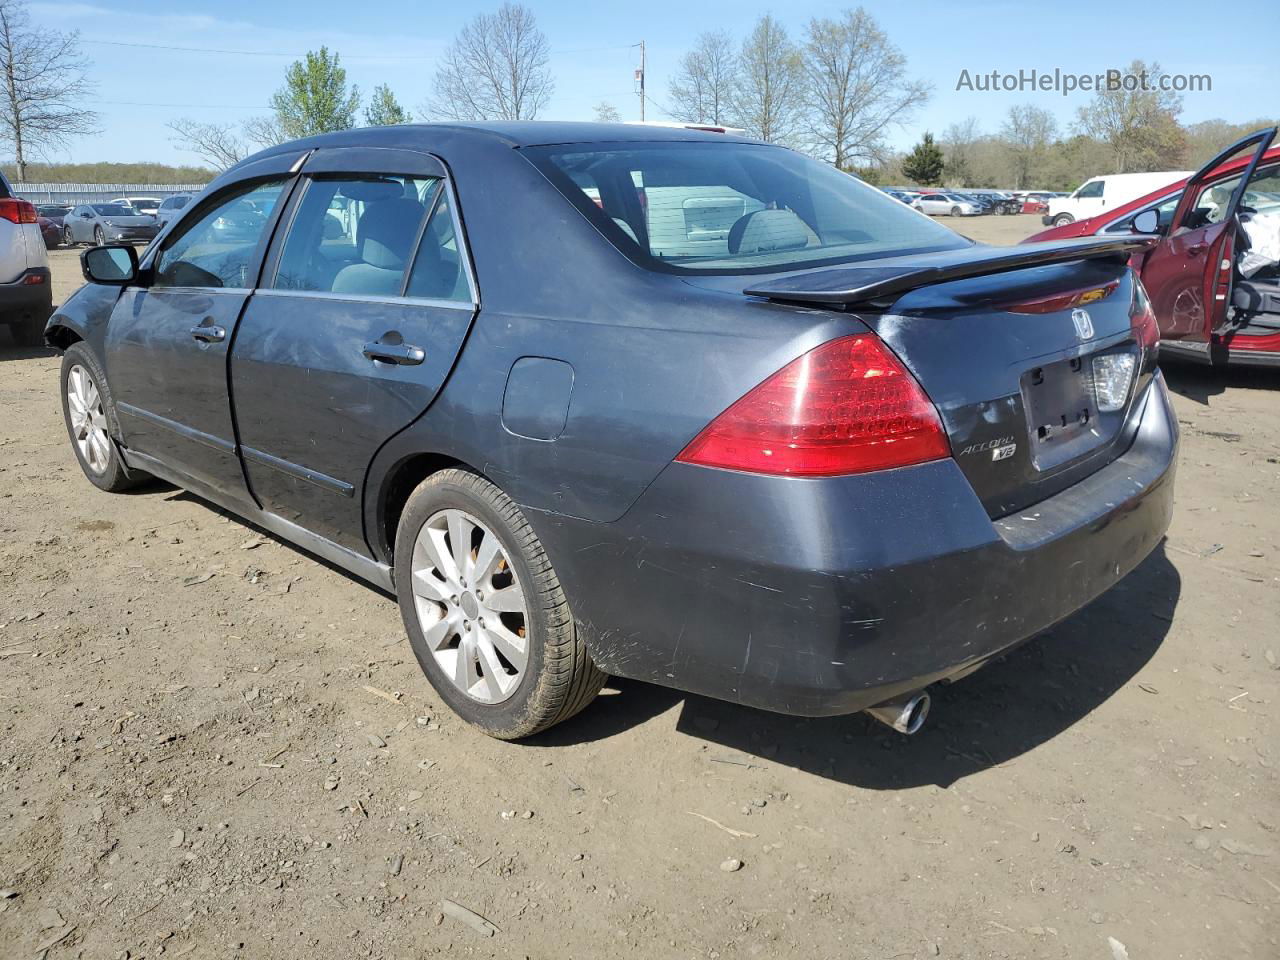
<box><xmin>1</xmin><ymin>218</ymin><xmax>1277</xmax><ymax>960</ymax></box>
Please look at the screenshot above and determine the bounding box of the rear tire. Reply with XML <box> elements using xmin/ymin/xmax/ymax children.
<box><xmin>12</xmin><ymin>314</ymin><xmax>45</xmax><ymax>348</ymax></box>
<box><xmin>59</xmin><ymin>343</ymin><xmax>148</xmax><ymax>492</ymax></box>
<box><xmin>394</xmin><ymin>468</ymin><xmax>607</xmax><ymax>739</ymax></box>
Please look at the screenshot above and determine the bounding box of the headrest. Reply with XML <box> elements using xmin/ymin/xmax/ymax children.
<box><xmin>340</xmin><ymin>178</ymin><xmax>406</xmax><ymax>203</ymax></box>
<box><xmin>358</xmin><ymin>198</ymin><xmax>425</xmax><ymax>270</ymax></box>
<box><xmin>728</xmin><ymin>209</ymin><xmax>810</xmax><ymax>255</ymax></box>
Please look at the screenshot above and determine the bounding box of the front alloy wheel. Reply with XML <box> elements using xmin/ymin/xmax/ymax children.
<box><xmin>59</xmin><ymin>343</ymin><xmax>147</xmax><ymax>492</ymax></box>
<box><xmin>411</xmin><ymin>508</ymin><xmax>529</xmax><ymax>705</ymax></box>
<box><xmin>94</xmin><ymin>226</ymin><xmax>105</xmax><ymax>245</ymax></box>
<box><xmin>67</xmin><ymin>363</ymin><xmax>112</xmax><ymax>474</ymax></box>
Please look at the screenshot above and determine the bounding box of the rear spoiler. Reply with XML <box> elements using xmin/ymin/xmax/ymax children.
<box><xmin>743</xmin><ymin>236</ymin><xmax>1159</xmax><ymax>307</ymax></box>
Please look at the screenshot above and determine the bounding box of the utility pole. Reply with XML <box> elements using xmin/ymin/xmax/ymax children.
<box><xmin>633</xmin><ymin>40</ymin><xmax>645</xmax><ymax>121</ymax></box>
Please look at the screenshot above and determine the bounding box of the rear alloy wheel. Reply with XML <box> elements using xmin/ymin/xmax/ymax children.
<box><xmin>93</xmin><ymin>226</ymin><xmax>105</xmax><ymax>245</ymax></box>
<box><xmin>1053</xmin><ymin>214</ymin><xmax>1075</xmax><ymax>227</ymax></box>
<box><xmin>59</xmin><ymin>344</ymin><xmax>147</xmax><ymax>492</ymax></box>
<box><xmin>395</xmin><ymin>469</ymin><xmax>606</xmax><ymax>739</ymax></box>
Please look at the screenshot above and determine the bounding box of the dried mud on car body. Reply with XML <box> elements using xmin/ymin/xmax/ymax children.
<box><xmin>0</xmin><ymin>244</ymin><xmax>1276</xmax><ymax>959</ymax></box>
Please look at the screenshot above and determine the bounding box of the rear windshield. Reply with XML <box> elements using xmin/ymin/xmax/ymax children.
<box><xmin>523</xmin><ymin>141</ymin><xmax>968</xmax><ymax>275</ymax></box>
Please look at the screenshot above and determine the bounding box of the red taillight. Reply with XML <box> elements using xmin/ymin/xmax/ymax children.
<box><xmin>675</xmin><ymin>334</ymin><xmax>950</xmax><ymax>477</ymax></box>
<box><xmin>1131</xmin><ymin>280</ymin><xmax>1159</xmax><ymax>351</ymax></box>
<box><xmin>0</xmin><ymin>197</ymin><xmax>37</xmax><ymax>224</ymax></box>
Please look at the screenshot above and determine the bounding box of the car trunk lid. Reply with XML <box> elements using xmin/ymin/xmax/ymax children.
<box><xmin>741</xmin><ymin>238</ymin><xmax>1159</xmax><ymax>517</ymax></box>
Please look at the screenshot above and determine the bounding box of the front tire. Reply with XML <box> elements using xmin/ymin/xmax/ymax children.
<box><xmin>1053</xmin><ymin>214</ymin><xmax>1075</xmax><ymax>227</ymax></box>
<box><xmin>93</xmin><ymin>226</ymin><xmax>105</xmax><ymax>245</ymax></box>
<box><xmin>394</xmin><ymin>468</ymin><xmax>606</xmax><ymax>739</ymax></box>
<box><xmin>63</xmin><ymin>226</ymin><xmax>75</xmax><ymax>246</ymax></box>
<box><xmin>951</xmin><ymin>205</ymin><xmax>963</xmax><ymax>217</ymax></box>
<box><xmin>60</xmin><ymin>343</ymin><xmax>147</xmax><ymax>492</ymax></box>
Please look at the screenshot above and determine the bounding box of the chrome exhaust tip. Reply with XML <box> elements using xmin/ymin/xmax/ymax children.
<box><xmin>865</xmin><ymin>692</ymin><xmax>931</xmax><ymax>735</ymax></box>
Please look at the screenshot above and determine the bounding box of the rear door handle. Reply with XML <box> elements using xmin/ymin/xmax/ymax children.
<box><xmin>190</xmin><ymin>324</ymin><xmax>226</xmax><ymax>343</ymax></box>
<box><xmin>363</xmin><ymin>341</ymin><xmax>425</xmax><ymax>365</ymax></box>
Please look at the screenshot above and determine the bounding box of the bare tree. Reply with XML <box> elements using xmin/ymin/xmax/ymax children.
<box><xmin>1001</xmin><ymin>104</ymin><xmax>1058</xmax><ymax>189</ymax></box>
<box><xmin>668</xmin><ymin>30</ymin><xmax>736</xmax><ymax>126</ymax></box>
<box><xmin>1076</xmin><ymin>59</ymin><xmax>1185</xmax><ymax>172</ymax></box>
<box><xmin>167</xmin><ymin>116</ymin><xmax>283</xmax><ymax>172</ymax></box>
<box><xmin>941</xmin><ymin>116</ymin><xmax>981</xmax><ymax>186</ymax></box>
<box><xmin>166</xmin><ymin>119</ymin><xmax>250</xmax><ymax>171</ymax></box>
<box><xmin>802</xmin><ymin>7</ymin><xmax>929</xmax><ymax>169</ymax></box>
<box><xmin>593</xmin><ymin>101</ymin><xmax>621</xmax><ymax>123</ymax></box>
<box><xmin>426</xmin><ymin>3</ymin><xmax>553</xmax><ymax>121</ymax></box>
<box><xmin>0</xmin><ymin>0</ymin><xmax>97</xmax><ymax>180</ymax></box>
<box><xmin>733</xmin><ymin>15</ymin><xmax>805</xmax><ymax>144</ymax></box>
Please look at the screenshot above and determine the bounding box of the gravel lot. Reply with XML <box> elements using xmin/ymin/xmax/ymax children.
<box><xmin>2</xmin><ymin>220</ymin><xmax>1277</xmax><ymax>959</ymax></box>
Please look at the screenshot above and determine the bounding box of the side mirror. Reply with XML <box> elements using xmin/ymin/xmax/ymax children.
<box><xmin>81</xmin><ymin>244</ymin><xmax>139</xmax><ymax>286</ymax></box>
<box><xmin>1132</xmin><ymin>210</ymin><xmax>1160</xmax><ymax>234</ymax></box>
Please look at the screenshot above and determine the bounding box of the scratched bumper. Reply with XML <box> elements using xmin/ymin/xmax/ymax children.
<box><xmin>529</xmin><ymin>373</ymin><xmax>1177</xmax><ymax>717</ymax></box>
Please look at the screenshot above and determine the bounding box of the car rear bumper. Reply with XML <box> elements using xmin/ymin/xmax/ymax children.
<box><xmin>0</xmin><ymin>267</ymin><xmax>53</xmax><ymax>322</ymax></box>
<box><xmin>1042</xmin><ymin>214</ymin><xmax>1055</xmax><ymax>226</ymax></box>
<box><xmin>533</xmin><ymin>371</ymin><xmax>1178</xmax><ymax>716</ymax></box>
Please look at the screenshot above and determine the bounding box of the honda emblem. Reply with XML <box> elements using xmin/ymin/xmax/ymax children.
<box><xmin>1071</xmin><ymin>308</ymin><xmax>1095</xmax><ymax>340</ymax></box>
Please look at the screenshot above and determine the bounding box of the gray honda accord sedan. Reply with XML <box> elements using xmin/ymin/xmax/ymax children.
<box><xmin>46</xmin><ymin>123</ymin><xmax>1177</xmax><ymax>739</ymax></box>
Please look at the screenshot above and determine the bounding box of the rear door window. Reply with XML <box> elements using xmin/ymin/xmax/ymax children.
<box><xmin>272</xmin><ymin>175</ymin><xmax>439</xmax><ymax>296</ymax></box>
<box><xmin>405</xmin><ymin>192</ymin><xmax>472</xmax><ymax>302</ymax></box>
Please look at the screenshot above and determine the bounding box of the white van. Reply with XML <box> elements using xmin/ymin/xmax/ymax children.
<box><xmin>1044</xmin><ymin>171</ymin><xmax>1191</xmax><ymax>227</ymax></box>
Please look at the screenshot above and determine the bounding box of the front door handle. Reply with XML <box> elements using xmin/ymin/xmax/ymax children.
<box><xmin>363</xmin><ymin>341</ymin><xmax>425</xmax><ymax>365</ymax></box>
<box><xmin>190</xmin><ymin>324</ymin><xmax>226</xmax><ymax>343</ymax></box>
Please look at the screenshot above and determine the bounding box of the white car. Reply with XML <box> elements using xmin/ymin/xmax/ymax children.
<box><xmin>1044</xmin><ymin>172</ymin><xmax>1190</xmax><ymax>228</ymax></box>
<box><xmin>912</xmin><ymin>193</ymin><xmax>980</xmax><ymax>217</ymax></box>
<box><xmin>111</xmin><ymin>196</ymin><xmax>164</xmax><ymax>216</ymax></box>
<box><xmin>0</xmin><ymin>170</ymin><xmax>52</xmax><ymax>347</ymax></box>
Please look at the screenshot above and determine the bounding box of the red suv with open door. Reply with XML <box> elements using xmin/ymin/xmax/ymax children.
<box><xmin>1026</xmin><ymin>128</ymin><xmax>1280</xmax><ymax>369</ymax></box>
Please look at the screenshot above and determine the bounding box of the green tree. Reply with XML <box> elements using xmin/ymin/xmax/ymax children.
<box><xmin>270</xmin><ymin>46</ymin><xmax>360</xmax><ymax>140</ymax></box>
<box><xmin>1075</xmin><ymin>60</ymin><xmax>1184</xmax><ymax>172</ymax></box>
<box><xmin>733</xmin><ymin>15</ymin><xmax>805</xmax><ymax>144</ymax></box>
<box><xmin>901</xmin><ymin>132</ymin><xmax>944</xmax><ymax>185</ymax></box>
<box><xmin>1001</xmin><ymin>104</ymin><xmax>1057</xmax><ymax>189</ymax></box>
<box><xmin>365</xmin><ymin>84</ymin><xmax>410</xmax><ymax>126</ymax></box>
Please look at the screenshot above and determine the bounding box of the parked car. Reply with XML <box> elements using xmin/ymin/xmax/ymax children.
<box><xmin>37</xmin><ymin>203</ymin><xmax>72</xmax><ymax>230</ymax></box>
<box><xmin>62</xmin><ymin>203</ymin><xmax>159</xmax><ymax>246</ymax></box>
<box><xmin>1026</xmin><ymin>127</ymin><xmax>1280</xmax><ymax>368</ymax></box>
<box><xmin>155</xmin><ymin>192</ymin><xmax>195</xmax><ymax>229</ymax></box>
<box><xmin>1044</xmin><ymin>172</ymin><xmax>1191</xmax><ymax>228</ymax></box>
<box><xmin>111</xmin><ymin>196</ymin><xmax>163</xmax><ymax>216</ymax></box>
<box><xmin>0</xmin><ymin>170</ymin><xmax>52</xmax><ymax>346</ymax></box>
<box><xmin>49</xmin><ymin>123</ymin><xmax>1176</xmax><ymax>739</ymax></box>
<box><xmin>37</xmin><ymin>215</ymin><xmax>60</xmax><ymax>249</ymax></box>
<box><xmin>912</xmin><ymin>193</ymin><xmax>981</xmax><ymax>216</ymax></box>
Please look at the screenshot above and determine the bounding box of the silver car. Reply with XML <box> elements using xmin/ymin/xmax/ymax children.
<box><xmin>912</xmin><ymin>193</ymin><xmax>980</xmax><ymax>217</ymax></box>
<box><xmin>63</xmin><ymin>203</ymin><xmax>160</xmax><ymax>246</ymax></box>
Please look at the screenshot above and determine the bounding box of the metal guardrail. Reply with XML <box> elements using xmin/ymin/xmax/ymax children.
<box><xmin>13</xmin><ymin>183</ymin><xmax>208</xmax><ymax>205</ymax></box>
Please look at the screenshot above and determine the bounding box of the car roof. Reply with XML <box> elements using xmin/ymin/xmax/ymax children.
<box><xmin>258</xmin><ymin>121</ymin><xmax>761</xmax><ymax>154</ymax></box>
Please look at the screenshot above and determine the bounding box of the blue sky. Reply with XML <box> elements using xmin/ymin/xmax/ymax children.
<box><xmin>35</xmin><ymin>0</ymin><xmax>1277</xmax><ymax>167</ymax></box>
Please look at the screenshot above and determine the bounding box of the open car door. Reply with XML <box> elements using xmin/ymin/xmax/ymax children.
<box><xmin>1137</xmin><ymin>127</ymin><xmax>1276</xmax><ymax>342</ymax></box>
